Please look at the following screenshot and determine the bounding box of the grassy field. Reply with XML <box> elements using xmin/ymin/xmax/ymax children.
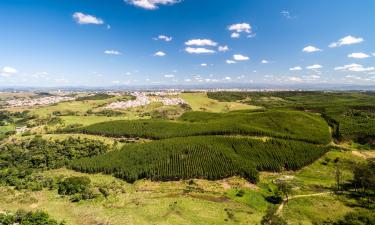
<box><xmin>0</xmin><ymin>150</ymin><xmax>367</xmax><ymax>225</ymax></box>
<box><xmin>0</xmin><ymin>169</ymin><xmax>264</xmax><ymax>225</ymax></box>
<box><xmin>179</xmin><ymin>92</ymin><xmax>258</xmax><ymax>112</ymax></box>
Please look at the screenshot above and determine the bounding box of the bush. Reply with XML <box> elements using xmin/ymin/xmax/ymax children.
<box><xmin>58</xmin><ymin>176</ymin><xmax>91</xmax><ymax>195</ymax></box>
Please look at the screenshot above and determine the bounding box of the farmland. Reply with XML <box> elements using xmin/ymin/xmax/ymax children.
<box><xmin>0</xmin><ymin>91</ymin><xmax>374</xmax><ymax>225</ymax></box>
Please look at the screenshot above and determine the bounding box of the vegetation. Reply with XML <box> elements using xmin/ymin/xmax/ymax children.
<box><xmin>0</xmin><ymin>137</ymin><xmax>110</xmax><ymax>190</ymax></box>
<box><xmin>0</xmin><ymin>209</ymin><xmax>64</xmax><ymax>225</ymax></box>
<box><xmin>75</xmin><ymin>93</ymin><xmax>114</xmax><ymax>101</ymax></box>
<box><xmin>71</xmin><ymin>110</ymin><xmax>331</xmax><ymax>144</ymax></box>
<box><xmin>208</xmin><ymin>91</ymin><xmax>375</xmax><ymax>146</ymax></box>
<box><xmin>71</xmin><ymin>136</ymin><xmax>328</xmax><ymax>183</ymax></box>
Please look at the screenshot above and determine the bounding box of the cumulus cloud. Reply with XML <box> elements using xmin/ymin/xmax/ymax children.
<box><xmin>261</xmin><ymin>60</ymin><xmax>269</xmax><ymax>64</ymax></box>
<box><xmin>154</xmin><ymin>51</ymin><xmax>166</xmax><ymax>56</ymax></box>
<box><xmin>155</xmin><ymin>35</ymin><xmax>172</xmax><ymax>42</ymax></box>
<box><xmin>2</xmin><ymin>66</ymin><xmax>18</xmax><ymax>74</ymax></box>
<box><xmin>218</xmin><ymin>45</ymin><xmax>229</xmax><ymax>52</ymax></box>
<box><xmin>233</xmin><ymin>54</ymin><xmax>249</xmax><ymax>61</ymax></box>
<box><xmin>185</xmin><ymin>47</ymin><xmax>215</xmax><ymax>54</ymax></box>
<box><xmin>228</xmin><ymin>23</ymin><xmax>251</xmax><ymax>33</ymax></box>
<box><xmin>228</xmin><ymin>23</ymin><xmax>253</xmax><ymax>38</ymax></box>
<box><xmin>73</xmin><ymin>12</ymin><xmax>104</xmax><ymax>25</ymax></box>
<box><xmin>306</xmin><ymin>64</ymin><xmax>322</xmax><ymax>70</ymax></box>
<box><xmin>302</xmin><ymin>45</ymin><xmax>322</xmax><ymax>53</ymax></box>
<box><xmin>334</xmin><ymin>63</ymin><xmax>374</xmax><ymax>72</ymax></box>
<box><xmin>185</xmin><ymin>39</ymin><xmax>217</xmax><ymax>46</ymax></box>
<box><xmin>224</xmin><ymin>76</ymin><xmax>231</xmax><ymax>80</ymax></box>
<box><xmin>347</xmin><ymin>52</ymin><xmax>370</xmax><ymax>59</ymax></box>
<box><xmin>200</xmin><ymin>63</ymin><xmax>208</xmax><ymax>67</ymax></box>
<box><xmin>329</xmin><ymin>35</ymin><xmax>364</xmax><ymax>48</ymax></box>
<box><xmin>289</xmin><ymin>66</ymin><xmax>302</xmax><ymax>71</ymax></box>
<box><xmin>231</xmin><ymin>33</ymin><xmax>240</xmax><ymax>39</ymax></box>
<box><xmin>125</xmin><ymin>0</ymin><xmax>181</xmax><ymax>10</ymax></box>
<box><xmin>164</xmin><ymin>74</ymin><xmax>175</xmax><ymax>78</ymax></box>
<box><xmin>104</xmin><ymin>50</ymin><xmax>121</xmax><ymax>55</ymax></box>
<box><xmin>226</xmin><ymin>60</ymin><xmax>236</xmax><ymax>64</ymax></box>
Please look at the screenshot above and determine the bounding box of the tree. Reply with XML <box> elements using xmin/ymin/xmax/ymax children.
<box><xmin>276</xmin><ymin>180</ymin><xmax>292</xmax><ymax>202</ymax></box>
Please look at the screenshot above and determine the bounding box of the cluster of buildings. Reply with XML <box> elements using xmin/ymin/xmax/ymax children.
<box><xmin>105</xmin><ymin>92</ymin><xmax>150</xmax><ymax>109</ymax></box>
<box><xmin>6</xmin><ymin>96</ymin><xmax>74</xmax><ymax>107</ymax></box>
<box><xmin>105</xmin><ymin>92</ymin><xmax>187</xmax><ymax>109</ymax></box>
<box><xmin>157</xmin><ymin>97</ymin><xmax>186</xmax><ymax>106</ymax></box>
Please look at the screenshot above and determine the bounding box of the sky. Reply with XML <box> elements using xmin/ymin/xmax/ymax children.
<box><xmin>0</xmin><ymin>0</ymin><xmax>375</xmax><ymax>87</ymax></box>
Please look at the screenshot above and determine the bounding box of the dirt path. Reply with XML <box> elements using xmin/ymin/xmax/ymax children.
<box><xmin>276</xmin><ymin>192</ymin><xmax>331</xmax><ymax>215</ymax></box>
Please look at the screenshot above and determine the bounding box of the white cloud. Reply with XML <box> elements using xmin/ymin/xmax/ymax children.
<box><xmin>302</xmin><ymin>45</ymin><xmax>322</xmax><ymax>53</ymax></box>
<box><xmin>155</xmin><ymin>35</ymin><xmax>172</xmax><ymax>42</ymax></box>
<box><xmin>347</xmin><ymin>52</ymin><xmax>370</xmax><ymax>59</ymax></box>
<box><xmin>164</xmin><ymin>74</ymin><xmax>175</xmax><ymax>78</ymax></box>
<box><xmin>228</xmin><ymin>23</ymin><xmax>253</xmax><ymax>39</ymax></box>
<box><xmin>104</xmin><ymin>50</ymin><xmax>121</xmax><ymax>55</ymax></box>
<box><xmin>329</xmin><ymin>35</ymin><xmax>364</xmax><ymax>48</ymax></box>
<box><xmin>231</xmin><ymin>33</ymin><xmax>240</xmax><ymax>38</ymax></box>
<box><xmin>200</xmin><ymin>63</ymin><xmax>208</xmax><ymax>67</ymax></box>
<box><xmin>125</xmin><ymin>0</ymin><xmax>180</xmax><ymax>10</ymax></box>
<box><xmin>154</xmin><ymin>51</ymin><xmax>166</xmax><ymax>56</ymax></box>
<box><xmin>2</xmin><ymin>66</ymin><xmax>18</xmax><ymax>74</ymax></box>
<box><xmin>226</xmin><ymin>60</ymin><xmax>236</xmax><ymax>64</ymax></box>
<box><xmin>73</xmin><ymin>12</ymin><xmax>104</xmax><ymax>25</ymax></box>
<box><xmin>112</xmin><ymin>80</ymin><xmax>120</xmax><ymax>84</ymax></box>
<box><xmin>218</xmin><ymin>45</ymin><xmax>229</xmax><ymax>52</ymax></box>
<box><xmin>185</xmin><ymin>39</ymin><xmax>217</xmax><ymax>46</ymax></box>
<box><xmin>224</xmin><ymin>76</ymin><xmax>231</xmax><ymax>80</ymax></box>
<box><xmin>280</xmin><ymin>10</ymin><xmax>295</xmax><ymax>19</ymax></box>
<box><xmin>184</xmin><ymin>78</ymin><xmax>192</xmax><ymax>82</ymax></box>
<box><xmin>233</xmin><ymin>54</ymin><xmax>249</xmax><ymax>61</ymax></box>
<box><xmin>334</xmin><ymin>63</ymin><xmax>374</xmax><ymax>72</ymax></box>
<box><xmin>261</xmin><ymin>60</ymin><xmax>269</xmax><ymax>64</ymax></box>
<box><xmin>289</xmin><ymin>66</ymin><xmax>302</xmax><ymax>71</ymax></box>
<box><xmin>185</xmin><ymin>47</ymin><xmax>215</xmax><ymax>54</ymax></box>
<box><xmin>306</xmin><ymin>64</ymin><xmax>322</xmax><ymax>70</ymax></box>
<box><xmin>287</xmin><ymin>76</ymin><xmax>303</xmax><ymax>82</ymax></box>
<box><xmin>228</xmin><ymin>23</ymin><xmax>251</xmax><ymax>33</ymax></box>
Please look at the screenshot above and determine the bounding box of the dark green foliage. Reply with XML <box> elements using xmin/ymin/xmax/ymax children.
<box><xmin>58</xmin><ymin>176</ymin><xmax>90</xmax><ymax>195</ymax></box>
<box><xmin>76</xmin><ymin>93</ymin><xmax>113</xmax><ymax>101</ymax></box>
<box><xmin>208</xmin><ymin>91</ymin><xmax>375</xmax><ymax>145</ymax></box>
<box><xmin>70</xmin><ymin>136</ymin><xmax>327</xmax><ymax>183</ymax></box>
<box><xmin>0</xmin><ymin>209</ymin><xmax>64</xmax><ymax>225</ymax></box>
<box><xmin>333</xmin><ymin>210</ymin><xmax>375</xmax><ymax>225</ymax></box>
<box><xmin>0</xmin><ymin>137</ymin><xmax>110</xmax><ymax>190</ymax></box>
<box><xmin>71</xmin><ymin>110</ymin><xmax>331</xmax><ymax>144</ymax></box>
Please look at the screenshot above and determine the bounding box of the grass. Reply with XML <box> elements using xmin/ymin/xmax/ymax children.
<box><xmin>0</xmin><ymin>124</ymin><xmax>15</xmax><ymax>133</ymax></box>
<box><xmin>0</xmin><ymin>168</ymin><xmax>264</xmax><ymax>225</ymax></box>
<box><xmin>179</xmin><ymin>92</ymin><xmax>258</xmax><ymax>112</ymax></box>
<box><xmin>281</xmin><ymin>195</ymin><xmax>353</xmax><ymax>224</ymax></box>
<box><xmin>61</xmin><ymin>115</ymin><xmax>140</xmax><ymax>126</ymax></box>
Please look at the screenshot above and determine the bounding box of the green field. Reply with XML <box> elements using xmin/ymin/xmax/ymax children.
<box><xmin>73</xmin><ymin>110</ymin><xmax>331</xmax><ymax>144</ymax></box>
<box><xmin>1</xmin><ymin>91</ymin><xmax>374</xmax><ymax>225</ymax></box>
<box><xmin>180</xmin><ymin>92</ymin><xmax>258</xmax><ymax>112</ymax></box>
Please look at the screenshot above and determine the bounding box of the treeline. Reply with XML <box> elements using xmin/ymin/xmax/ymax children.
<box><xmin>208</xmin><ymin>91</ymin><xmax>375</xmax><ymax>146</ymax></box>
<box><xmin>0</xmin><ymin>210</ymin><xmax>64</xmax><ymax>225</ymax></box>
<box><xmin>75</xmin><ymin>93</ymin><xmax>114</xmax><ymax>101</ymax></box>
<box><xmin>68</xmin><ymin>110</ymin><xmax>331</xmax><ymax>145</ymax></box>
<box><xmin>0</xmin><ymin>136</ymin><xmax>111</xmax><ymax>190</ymax></box>
<box><xmin>70</xmin><ymin>136</ymin><xmax>328</xmax><ymax>183</ymax></box>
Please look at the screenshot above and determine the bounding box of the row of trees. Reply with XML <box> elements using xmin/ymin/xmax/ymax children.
<box><xmin>70</xmin><ymin>110</ymin><xmax>331</xmax><ymax>144</ymax></box>
<box><xmin>70</xmin><ymin>136</ymin><xmax>327</xmax><ymax>183</ymax></box>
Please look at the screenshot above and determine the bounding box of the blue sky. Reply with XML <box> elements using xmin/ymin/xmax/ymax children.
<box><xmin>0</xmin><ymin>0</ymin><xmax>374</xmax><ymax>87</ymax></box>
